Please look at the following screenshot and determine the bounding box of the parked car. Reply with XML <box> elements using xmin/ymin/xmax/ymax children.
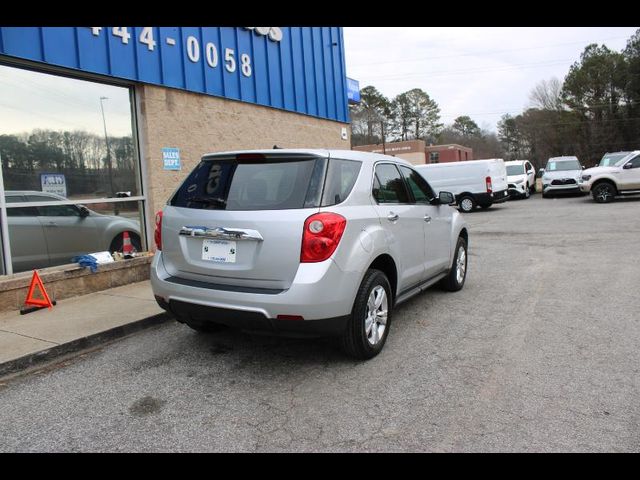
<box><xmin>539</xmin><ymin>156</ymin><xmax>584</xmax><ymax>198</ymax></box>
<box><xmin>150</xmin><ymin>149</ymin><xmax>469</xmax><ymax>359</ymax></box>
<box><xmin>414</xmin><ymin>159</ymin><xmax>509</xmax><ymax>213</ymax></box>
<box><xmin>505</xmin><ymin>160</ymin><xmax>536</xmax><ymax>199</ymax></box>
<box><xmin>579</xmin><ymin>150</ymin><xmax>640</xmax><ymax>203</ymax></box>
<box><xmin>5</xmin><ymin>191</ymin><xmax>141</xmax><ymax>272</ymax></box>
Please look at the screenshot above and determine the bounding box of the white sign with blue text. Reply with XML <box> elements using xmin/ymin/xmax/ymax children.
<box><xmin>40</xmin><ymin>173</ymin><xmax>67</xmax><ymax>197</ymax></box>
<box><xmin>162</xmin><ymin>148</ymin><xmax>181</xmax><ymax>171</ymax></box>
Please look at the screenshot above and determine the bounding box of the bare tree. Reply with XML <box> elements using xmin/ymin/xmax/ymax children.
<box><xmin>529</xmin><ymin>77</ymin><xmax>563</xmax><ymax>111</ymax></box>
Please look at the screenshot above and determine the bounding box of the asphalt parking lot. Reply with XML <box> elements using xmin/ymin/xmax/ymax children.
<box><xmin>1</xmin><ymin>193</ymin><xmax>639</xmax><ymax>452</ymax></box>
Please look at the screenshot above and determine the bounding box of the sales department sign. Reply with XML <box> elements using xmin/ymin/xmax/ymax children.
<box><xmin>0</xmin><ymin>27</ymin><xmax>349</xmax><ymax>123</ymax></box>
<box><xmin>162</xmin><ymin>148</ymin><xmax>181</xmax><ymax>171</ymax></box>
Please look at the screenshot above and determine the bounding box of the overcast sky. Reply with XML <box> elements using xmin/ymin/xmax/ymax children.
<box><xmin>343</xmin><ymin>27</ymin><xmax>640</xmax><ymax>132</ymax></box>
<box><xmin>0</xmin><ymin>64</ymin><xmax>133</xmax><ymax>137</ymax></box>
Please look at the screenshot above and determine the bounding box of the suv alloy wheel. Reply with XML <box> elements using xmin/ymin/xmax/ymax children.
<box><xmin>592</xmin><ymin>182</ymin><xmax>616</xmax><ymax>203</ymax></box>
<box><xmin>340</xmin><ymin>269</ymin><xmax>392</xmax><ymax>360</ymax></box>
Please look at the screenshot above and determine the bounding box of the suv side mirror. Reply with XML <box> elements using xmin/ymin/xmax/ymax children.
<box><xmin>438</xmin><ymin>191</ymin><xmax>455</xmax><ymax>205</ymax></box>
<box><xmin>623</xmin><ymin>163</ymin><xmax>633</xmax><ymax>170</ymax></box>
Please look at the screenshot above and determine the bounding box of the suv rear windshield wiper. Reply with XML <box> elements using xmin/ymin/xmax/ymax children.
<box><xmin>186</xmin><ymin>196</ymin><xmax>227</xmax><ymax>207</ymax></box>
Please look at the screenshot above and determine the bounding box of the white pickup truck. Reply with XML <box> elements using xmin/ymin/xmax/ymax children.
<box><xmin>579</xmin><ymin>150</ymin><xmax>640</xmax><ymax>203</ymax></box>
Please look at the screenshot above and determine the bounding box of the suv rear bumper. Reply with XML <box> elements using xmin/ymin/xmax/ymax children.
<box><xmin>150</xmin><ymin>252</ymin><xmax>359</xmax><ymax>335</ymax></box>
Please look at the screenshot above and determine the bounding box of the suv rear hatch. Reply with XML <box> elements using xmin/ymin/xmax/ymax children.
<box><xmin>159</xmin><ymin>152</ymin><xmax>361</xmax><ymax>291</ymax></box>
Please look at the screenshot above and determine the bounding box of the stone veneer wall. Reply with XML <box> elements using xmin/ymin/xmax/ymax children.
<box><xmin>0</xmin><ymin>256</ymin><xmax>153</xmax><ymax>313</ymax></box>
<box><xmin>137</xmin><ymin>85</ymin><xmax>351</xmax><ymax>221</ymax></box>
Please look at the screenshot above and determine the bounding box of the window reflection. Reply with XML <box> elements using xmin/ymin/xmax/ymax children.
<box><xmin>0</xmin><ymin>64</ymin><xmax>140</xmax><ymax>200</ymax></box>
<box><xmin>5</xmin><ymin>194</ymin><xmax>143</xmax><ymax>273</ymax></box>
<box><xmin>0</xmin><ymin>64</ymin><xmax>146</xmax><ymax>274</ymax></box>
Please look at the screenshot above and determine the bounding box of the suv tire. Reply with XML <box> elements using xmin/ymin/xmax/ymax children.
<box><xmin>592</xmin><ymin>182</ymin><xmax>616</xmax><ymax>203</ymax></box>
<box><xmin>440</xmin><ymin>236</ymin><xmax>468</xmax><ymax>292</ymax></box>
<box><xmin>340</xmin><ymin>269</ymin><xmax>392</xmax><ymax>360</ymax></box>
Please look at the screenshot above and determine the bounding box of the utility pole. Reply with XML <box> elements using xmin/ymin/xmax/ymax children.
<box><xmin>99</xmin><ymin>96</ymin><xmax>115</xmax><ymax>198</ymax></box>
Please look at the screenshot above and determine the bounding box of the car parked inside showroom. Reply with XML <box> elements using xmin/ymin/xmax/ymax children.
<box><xmin>505</xmin><ymin>160</ymin><xmax>536</xmax><ymax>199</ymax></box>
<box><xmin>579</xmin><ymin>150</ymin><xmax>640</xmax><ymax>203</ymax></box>
<box><xmin>151</xmin><ymin>149</ymin><xmax>469</xmax><ymax>359</ymax></box>
<box><xmin>4</xmin><ymin>191</ymin><xmax>142</xmax><ymax>272</ymax></box>
<box><xmin>539</xmin><ymin>156</ymin><xmax>585</xmax><ymax>198</ymax></box>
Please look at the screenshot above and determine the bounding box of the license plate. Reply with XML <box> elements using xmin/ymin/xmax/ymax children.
<box><xmin>202</xmin><ymin>239</ymin><xmax>236</xmax><ymax>263</ymax></box>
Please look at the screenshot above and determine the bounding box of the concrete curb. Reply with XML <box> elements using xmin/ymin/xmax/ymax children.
<box><xmin>0</xmin><ymin>312</ymin><xmax>172</xmax><ymax>379</ymax></box>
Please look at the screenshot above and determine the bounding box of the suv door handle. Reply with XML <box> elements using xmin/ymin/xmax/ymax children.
<box><xmin>387</xmin><ymin>212</ymin><xmax>399</xmax><ymax>222</ymax></box>
<box><xmin>424</xmin><ymin>215</ymin><xmax>432</xmax><ymax>223</ymax></box>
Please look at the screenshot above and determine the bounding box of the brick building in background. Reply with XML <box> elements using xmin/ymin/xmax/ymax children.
<box><xmin>425</xmin><ymin>143</ymin><xmax>473</xmax><ymax>163</ymax></box>
<box><xmin>353</xmin><ymin>140</ymin><xmax>473</xmax><ymax>165</ymax></box>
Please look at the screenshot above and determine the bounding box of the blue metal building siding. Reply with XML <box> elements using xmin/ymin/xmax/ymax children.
<box><xmin>0</xmin><ymin>27</ymin><xmax>349</xmax><ymax>123</ymax></box>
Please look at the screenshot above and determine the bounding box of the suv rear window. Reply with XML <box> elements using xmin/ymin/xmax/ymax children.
<box><xmin>170</xmin><ymin>156</ymin><xmax>362</xmax><ymax>211</ymax></box>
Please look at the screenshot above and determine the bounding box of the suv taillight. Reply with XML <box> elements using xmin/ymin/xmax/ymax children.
<box><xmin>300</xmin><ymin>212</ymin><xmax>347</xmax><ymax>263</ymax></box>
<box><xmin>154</xmin><ymin>210</ymin><xmax>163</xmax><ymax>250</ymax></box>
<box><xmin>486</xmin><ymin>176</ymin><xmax>493</xmax><ymax>193</ymax></box>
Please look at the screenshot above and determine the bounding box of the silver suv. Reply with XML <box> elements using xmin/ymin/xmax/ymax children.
<box><xmin>151</xmin><ymin>149</ymin><xmax>469</xmax><ymax>359</ymax></box>
<box><xmin>540</xmin><ymin>156</ymin><xmax>584</xmax><ymax>198</ymax></box>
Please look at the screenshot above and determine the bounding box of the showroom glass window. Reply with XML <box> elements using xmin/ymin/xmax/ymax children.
<box><xmin>0</xmin><ymin>64</ymin><xmax>145</xmax><ymax>274</ymax></box>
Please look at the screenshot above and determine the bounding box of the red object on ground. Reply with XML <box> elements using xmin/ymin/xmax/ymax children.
<box><xmin>24</xmin><ymin>270</ymin><xmax>54</xmax><ymax>309</ymax></box>
<box><xmin>122</xmin><ymin>231</ymin><xmax>134</xmax><ymax>256</ymax></box>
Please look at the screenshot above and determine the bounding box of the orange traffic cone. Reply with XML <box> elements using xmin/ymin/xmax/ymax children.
<box><xmin>122</xmin><ymin>231</ymin><xmax>134</xmax><ymax>257</ymax></box>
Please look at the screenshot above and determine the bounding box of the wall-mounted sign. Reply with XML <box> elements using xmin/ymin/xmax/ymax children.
<box><xmin>347</xmin><ymin>77</ymin><xmax>360</xmax><ymax>104</ymax></box>
<box><xmin>40</xmin><ymin>173</ymin><xmax>67</xmax><ymax>197</ymax></box>
<box><xmin>0</xmin><ymin>27</ymin><xmax>349</xmax><ymax>123</ymax></box>
<box><xmin>162</xmin><ymin>148</ymin><xmax>181</xmax><ymax>170</ymax></box>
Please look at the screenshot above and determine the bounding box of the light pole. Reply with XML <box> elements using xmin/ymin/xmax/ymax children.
<box><xmin>99</xmin><ymin>96</ymin><xmax>115</xmax><ymax>198</ymax></box>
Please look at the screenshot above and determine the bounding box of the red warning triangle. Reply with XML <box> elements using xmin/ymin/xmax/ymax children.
<box><xmin>24</xmin><ymin>270</ymin><xmax>53</xmax><ymax>309</ymax></box>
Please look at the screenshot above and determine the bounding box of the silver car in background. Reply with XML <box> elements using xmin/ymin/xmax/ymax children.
<box><xmin>540</xmin><ymin>156</ymin><xmax>584</xmax><ymax>198</ymax></box>
<box><xmin>151</xmin><ymin>149</ymin><xmax>469</xmax><ymax>359</ymax></box>
<box><xmin>5</xmin><ymin>191</ymin><xmax>141</xmax><ymax>272</ymax></box>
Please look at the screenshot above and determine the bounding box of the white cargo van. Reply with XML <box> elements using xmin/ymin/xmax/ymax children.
<box><xmin>415</xmin><ymin>159</ymin><xmax>509</xmax><ymax>212</ymax></box>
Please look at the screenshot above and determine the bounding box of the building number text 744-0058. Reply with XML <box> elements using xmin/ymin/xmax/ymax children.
<box><xmin>89</xmin><ymin>27</ymin><xmax>254</xmax><ymax>77</ymax></box>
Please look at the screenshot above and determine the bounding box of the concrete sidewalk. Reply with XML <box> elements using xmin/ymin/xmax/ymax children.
<box><xmin>0</xmin><ymin>280</ymin><xmax>170</xmax><ymax>378</ymax></box>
